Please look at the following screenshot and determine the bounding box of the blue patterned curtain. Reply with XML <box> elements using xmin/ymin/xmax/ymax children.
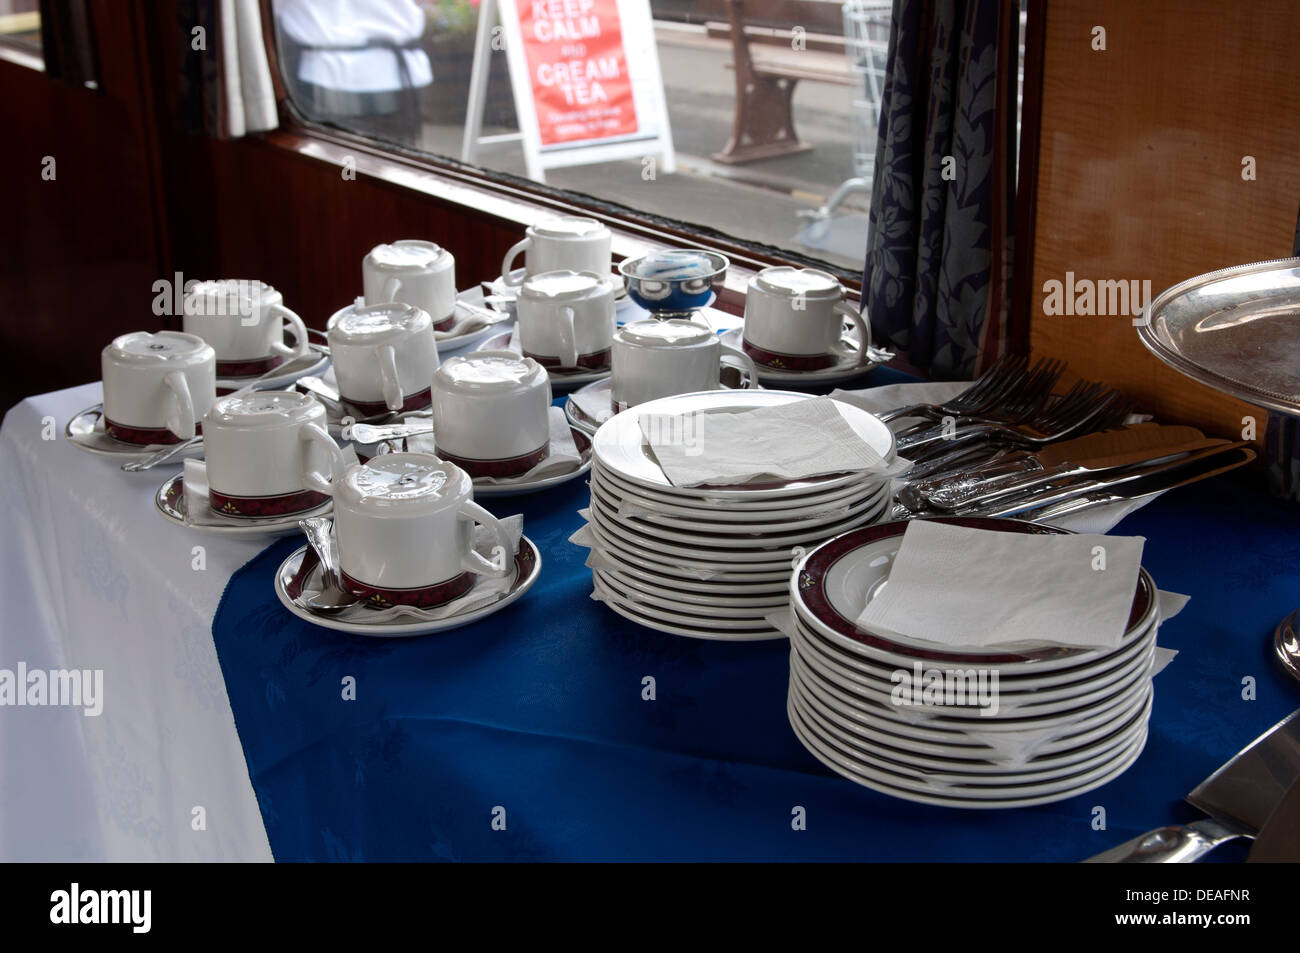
<box><xmin>862</xmin><ymin>0</ymin><xmax>1020</xmax><ymax>380</ymax></box>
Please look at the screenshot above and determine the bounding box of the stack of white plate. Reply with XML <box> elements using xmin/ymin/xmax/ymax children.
<box><xmin>585</xmin><ymin>390</ymin><xmax>896</xmax><ymax>640</ymax></box>
<box><xmin>787</xmin><ymin>517</ymin><xmax>1161</xmax><ymax>808</ymax></box>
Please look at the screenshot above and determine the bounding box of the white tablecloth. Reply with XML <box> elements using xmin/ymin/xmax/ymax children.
<box><xmin>0</xmin><ymin>384</ymin><xmax>272</xmax><ymax>861</ymax></box>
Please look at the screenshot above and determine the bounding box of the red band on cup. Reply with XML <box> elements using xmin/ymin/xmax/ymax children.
<box><xmin>209</xmin><ymin>487</ymin><xmax>329</xmax><ymax>518</ymax></box>
<box><xmin>436</xmin><ymin>442</ymin><xmax>549</xmax><ymax>478</ymax></box>
<box><xmin>523</xmin><ymin>348</ymin><xmax>611</xmax><ymax>371</ymax></box>
<box><xmin>341</xmin><ymin>386</ymin><xmax>433</xmax><ymax>417</ymax></box>
<box><xmin>433</xmin><ymin>314</ymin><xmax>456</xmax><ymax>332</ymax></box>
<box><xmin>341</xmin><ymin>568</ymin><xmax>474</xmax><ymax>610</ymax></box>
<box><xmin>741</xmin><ymin>339</ymin><xmax>836</xmax><ymax>371</ymax></box>
<box><xmin>215</xmin><ymin>355</ymin><xmax>287</xmax><ymax>378</ymax></box>
<box><xmin>104</xmin><ymin>418</ymin><xmax>202</xmax><ymax>445</ymax></box>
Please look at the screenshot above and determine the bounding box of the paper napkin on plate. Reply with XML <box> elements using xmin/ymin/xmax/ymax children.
<box><xmin>855</xmin><ymin>520</ymin><xmax>1146</xmax><ymax>651</ymax></box>
<box><xmin>638</xmin><ymin>396</ymin><xmax>897</xmax><ymax>487</ymax></box>
<box><xmin>436</xmin><ymin>289</ymin><xmax>510</xmax><ymax>341</ymax></box>
<box><xmin>402</xmin><ymin>406</ymin><xmax>583</xmax><ymax>484</ymax></box>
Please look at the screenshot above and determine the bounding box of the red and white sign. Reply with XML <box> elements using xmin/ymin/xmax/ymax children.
<box><xmin>515</xmin><ymin>0</ymin><xmax>639</xmax><ymax>146</ymax></box>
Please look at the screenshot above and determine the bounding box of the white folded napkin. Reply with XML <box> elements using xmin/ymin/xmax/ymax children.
<box><xmin>855</xmin><ymin>520</ymin><xmax>1147</xmax><ymax>651</ymax></box>
<box><xmin>400</xmin><ymin>407</ymin><xmax>583</xmax><ymax>485</ymax></box>
<box><xmin>181</xmin><ymin>447</ymin><xmax>359</xmax><ymax>527</ymax></box>
<box><xmin>437</xmin><ymin>289</ymin><xmax>510</xmax><ymax>341</ymax></box>
<box><xmin>638</xmin><ymin>396</ymin><xmax>900</xmax><ymax>488</ymax></box>
<box><xmin>302</xmin><ymin>515</ymin><xmax>525</xmax><ymax>623</ymax></box>
<box><xmin>570</xmin><ymin>384</ymin><xmax>614</xmax><ymax>427</ymax></box>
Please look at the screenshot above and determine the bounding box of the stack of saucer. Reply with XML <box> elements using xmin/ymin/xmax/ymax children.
<box><xmin>576</xmin><ymin>391</ymin><xmax>896</xmax><ymax>640</ymax></box>
<box><xmin>786</xmin><ymin>517</ymin><xmax>1164</xmax><ymax>808</ymax></box>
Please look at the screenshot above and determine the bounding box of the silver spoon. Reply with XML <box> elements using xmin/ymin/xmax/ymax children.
<box><xmin>298</xmin><ymin>517</ymin><xmax>358</xmax><ymax>614</ymax></box>
<box><xmin>120</xmin><ymin>434</ymin><xmax>204</xmax><ymax>472</ymax></box>
<box><xmin>349</xmin><ymin>420</ymin><xmax>435</xmax><ymax>444</ymax></box>
<box><xmin>1275</xmin><ymin>610</ymin><xmax>1300</xmax><ymax>685</ymax></box>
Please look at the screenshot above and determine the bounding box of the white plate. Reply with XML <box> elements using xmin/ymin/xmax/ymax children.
<box><xmin>593</xmin><ymin>570</ymin><xmax>782</xmax><ymax>624</ymax></box>
<box><xmin>592</xmin><ymin>390</ymin><xmax>895</xmax><ymax>496</ymax></box>
<box><xmin>591</xmin><ymin>464</ymin><xmax>888</xmax><ymax>529</ymax></box>
<box><xmin>589</xmin><ymin>478</ymin><xmax>887</xmax><ymax>548</ymax></box>
<box><xmin>792</xmin><ymin>608</ymin><xmax>1159</xmax><ymax>699</ymax></box>
<box><xmin>588</xmin><ymin>553</ymin><xmax>792</xmax><ymax>597</ymax></box>
<box><xmin>274</xmin><ymin>536</ymin><xmax>541</xmax><ymax>637</ymax></box>
<box><xmin>596</xmin><ymin>567</ymin><xmax>791</xmax><ymax>609</ymax></box>
<box><xmin>720</xmin><ymin>327</ymin><xmax>884</xmax><ymax>387</ymax></box>
<box><xmin>591</xmin><ymin>574</ymin><xmax>781</xmax><ymax>641</ymax></box>
<box><xmin>64</xmin><ymin>404</ymin><xmax>207</xmax><ymax>461</ymax></box>
<box><xmin>789</xmin><ymin>647</ymin><xmax>1155</xmax><ymax>756</ymax></box>
<box><xmin>581</xmin><ymin>519</ymin><xmax>797</xmax><ymax>582</ymax></box>
<box><xmin>787</xmin><ymin>690</ymin><xmax>1150</xmax><ymax>806</ymax></box>
<box><xmin>154</xmin><ymin>473</ymin><xmax>330</xmax><ymax>536</ymax></box>
<box><xmin>216</xmin><ymin>345</ymin><xmax>331</xmax><ymax>394</ymax></box>
<box><xmin>790</xmin><ymin>681</ymin><xmax>1150</xmax><ymax>785</ymax></box>
<box><xmin>564</xmin><ymin>370</ymin><xmax>759</xmax><ymax>436</ymax></box>
<box><xmin>593</xmin><ymin>460</ymin><xmax>890</xmax><ymax>514</ymax></box>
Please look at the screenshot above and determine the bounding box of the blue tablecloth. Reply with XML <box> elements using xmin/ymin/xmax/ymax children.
<box><xmin>211</xmin><ymin>377</ymin><xmax>1300</xmax><ymax>861</ymax></box>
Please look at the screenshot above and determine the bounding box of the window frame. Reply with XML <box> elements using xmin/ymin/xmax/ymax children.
<box><xmin>259</xmin><ymin>1</ymin><xmax>866</xmax><ymax>303</ymax></box>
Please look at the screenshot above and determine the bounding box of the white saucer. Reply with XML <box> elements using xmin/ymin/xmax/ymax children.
<box><xmin>215</xmin><ymin>345</ymin><xmax>331</xmax><ymax>394</ymax></box>
<box><xmin>274</xmin><ymin>536</ymin><xmax>541</xmax><ymax>637</ymax></box>
<box><xmin>65</xmin><ymin>405</ymin><xmax>206</xmax><ymax>461</ymax></box>
<box><xmin>720</xmin><ymin>327</ymin><xmax>886</xmax><ymax>387</ymax></box>
<box><xmin>154</xmin><ymin>472</ymin><xmax>331</xmax><ymax>536</ymax></box>
<box><xmin>470</xmin><ymin>428</ymin><xmax>593</xmax><ymax>498</ymax></box>
<box><xmin>564</xmin><ymin>371</ymin><xmax>759</xmax><ymax>437</ymax></box>
<box><xmin>435</xmin><ymin>295</ymin><xmax>514</xmax><ymax>355</ymax></box>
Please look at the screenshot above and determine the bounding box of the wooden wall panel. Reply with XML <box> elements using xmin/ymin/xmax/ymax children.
<box><xmin>1029</xmin><ymin>0</ymin><xmax>1300</xmax><ymax>440</ymax></box>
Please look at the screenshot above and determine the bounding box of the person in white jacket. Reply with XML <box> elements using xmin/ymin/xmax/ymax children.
<box><xmin>274</xmin><ymin>0</ymin><xmax>434</xmax><ymax>146</ymax></box>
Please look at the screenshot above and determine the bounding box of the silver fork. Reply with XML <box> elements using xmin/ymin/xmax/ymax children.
<box><xmin>876</xmin><ymin>354</ymin><xmax>1031</xmax><ymax>423</ymax></box>
<box><xmin>897</xmin><ymin>361</ymin><xmax>1068</xmax><ymax>451</ymax></box>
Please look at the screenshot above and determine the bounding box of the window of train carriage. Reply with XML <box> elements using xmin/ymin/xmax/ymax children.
<box><xmin>267</xmin><ymin>0</ymin><xmax>906</xmax><ymax>279</ymax></box>
<box><xmin>0</xmin><ymin>0</ymin><xmax>42</xmax><ymax>54</ymax></box>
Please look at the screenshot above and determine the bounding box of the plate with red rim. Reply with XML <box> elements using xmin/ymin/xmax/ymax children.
<box><xmin>791</xmin><ymin>517</ymin><xmax>1159</xmax><ymax>669</ymax></box>
<box><xmin>154</xmin><ymin>472</ymin><xmax>331</xmax><ymax>536</ymax></box>
<box><xmin>591</xmin><ymin>390</ymin><xmax>896</xmax><ymax>498</ymax></box>
<box><xmin>274</xmin><ymin>534</ymin><xmax>541</xmax><ymax>637</ymax></box>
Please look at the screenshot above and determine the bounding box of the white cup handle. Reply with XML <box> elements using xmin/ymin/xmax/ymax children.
<box><xmin>558</xmin><ymin>305</ymin><xmax>579</xmax><ymax>368</ymax></box>
<box><xmin>456</xmin><ymin>500</ymin><xmax>512</xmax><ymax>577</ymax></box>
<box><xmin>268</xmin><ymin>303</ymin><xmax>310</xmax><ymax>360</ymax></box>
<box><xmin>501</xmin><ymin>238</ymin><xmax>531</xmax><ymax>287</ymax></box>
<box><xmin>719</xmin><ymin>342</ymin><xmax>760</xmax><ymax>390</ymax></box>
<box><xmin>299</xmin><ymin>422</ymin><xmax>345</xmax><ymax>496</ymax></box>
<box><xmin>377</xmin><ymin>344</ymin><xmax>404</xmax><ymax>411</ymax></box>
<box><xmin>163</xmin><ymin>371</ymin><xmax>196</xmax><ymax>439</ymax></box>
<box><xmin>830</xmin><ymin>301</ymin><xmax>872</xmax><ymax>366</ymax></box>
<box><xmin>382</xmin><ymin>276</ymin><xmax>403</xmax><ymax>303</ymax></box>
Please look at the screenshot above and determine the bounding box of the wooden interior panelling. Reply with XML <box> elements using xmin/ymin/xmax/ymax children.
<box><xmin>1028</xmin><ymin>0</ymin><xmax>1300</xmax><ymax>441</ymax></box>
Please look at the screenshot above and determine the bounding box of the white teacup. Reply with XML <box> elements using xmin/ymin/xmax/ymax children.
<box><xmin>202</xmin><ymin>391</ymin><xmax>344</xmax><ymax>518</ymax></box>
<box><xmin>330</xmin><ymin>453</ymin><xmax>513</xmax><ymax>609</ymax></box>
<box><xmin>182</xmin><ymin>279</ymin><xmax>310</xmax><ymax>378</ymax></box>
<box><xmin>742</xmin><ymin>266</ymin><xmax>872</xmax><ymax>370</ymax></box>
<box><xmin>431</xmin><ymin>350</ymin><xmax>552</xmax><ymax>478</ymax></box>
<box><xmin>611</xmin><ymin>320</ymin><xmax>759</xmax><ymax>411</ymax></box>
<box><xmin>516</xmin><ymin>270</ymin><xmax>618</xmax><ymax>370</ymax></box>
<box><xmin>500</xmin><ymin>218</ymin><xmax>611</xmax><ymax>288</ymax></box>
<box><xmin>101</xmin><ymin>331</ymin><xmax>216</xmax><ymax>444</ymax></box>
<box><xmin>363</xmin><ymin>240</ymin><xmax>458</xmax><ymax>331</ymax></box>
<box><xmin>326</xmin><ymin>302</ymin><xmax>440</xmax><ymax>414</ymax></box>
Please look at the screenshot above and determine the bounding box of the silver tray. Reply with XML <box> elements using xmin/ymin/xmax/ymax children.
<box><xmin>1138</xmin><ymin>256</ymin><xmax>1300</xmax><ymax>417</ymax></box>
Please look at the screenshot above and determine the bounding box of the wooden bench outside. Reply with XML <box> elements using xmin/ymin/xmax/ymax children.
<box><xmin>708</xmin><ymin>0</ymin><xmax>854</xmax><ymax>164</ymax></box>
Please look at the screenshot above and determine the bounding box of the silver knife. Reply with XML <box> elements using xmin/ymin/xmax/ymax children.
<box><xmin>967</xmin><ymin>442</ymin><xmax>1250</xmax><ymax>518</ymax></box>
<box><xmin>1085</xmin><ymin>709</ymin><xmax>1300</xmax><ymax>862</ymax></box>
<box><xmin>1247</xmin><ymin>779</ymin><xmax>1300</xmax><ymax>862</ymax></box>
